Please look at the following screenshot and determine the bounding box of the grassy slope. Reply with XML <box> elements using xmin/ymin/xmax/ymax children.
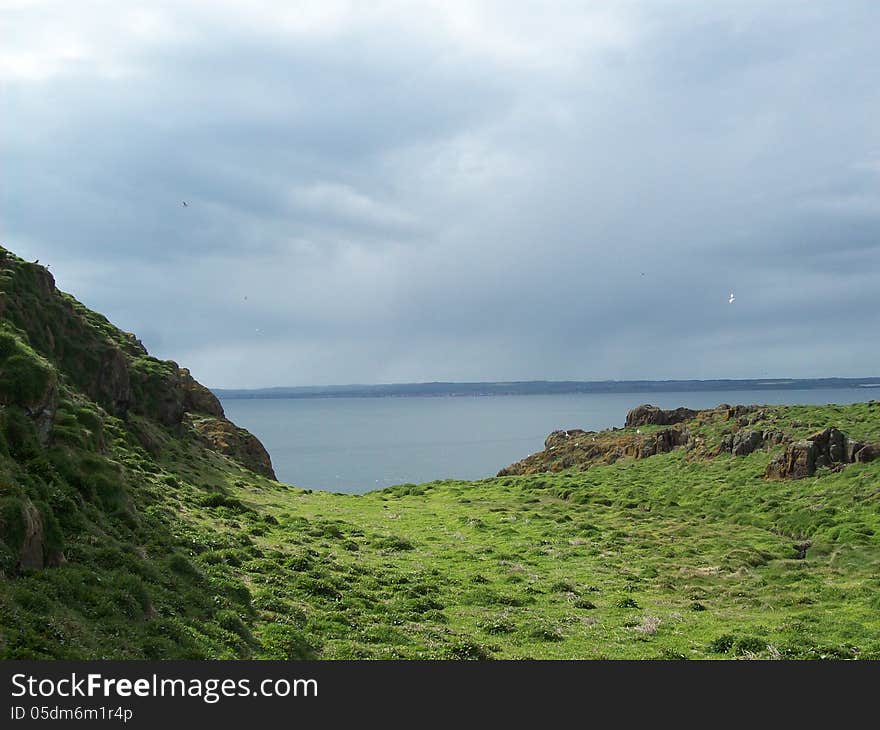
<box><xmin>1</xmin><ymin>248</ymin><xmax>878</xmax><ymax>659</ymax></box>
<box><xmin>166</xmin><ymin>402</ymin><xmax>880</xmax><ymax>660</ymax></box>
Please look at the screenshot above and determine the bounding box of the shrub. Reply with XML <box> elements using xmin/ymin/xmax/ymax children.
<box><xmin>709</xmin><ymin>634</ymin><xmax>736</xmax><ymax>653</ymax></box>
<box><xmin>199</xmin><ymin>494</ymin><xmax>250</xmax><ymax>512</ymax></box>
<box><xmin>734</xmin><ymin>636</ymin><xmax>767</xmax><ymax>656</ymax></box>
<box><xmin>167</xmin><ymin>552</ymin><xmax>200</xmax><ymax>578</ymax></box>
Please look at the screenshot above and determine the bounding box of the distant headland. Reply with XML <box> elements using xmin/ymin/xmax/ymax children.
<box><xmin>213</xmin><ymin>377</ymin><xmax>880</xmax><ymax>400</ymax></box>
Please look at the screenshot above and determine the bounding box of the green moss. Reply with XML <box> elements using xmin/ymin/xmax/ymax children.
<box><xmin>0</xmin><ymin>343</ymin><xmax>53</xmax><ymax>408</ymax></box>
<box><xmin>1</xmin><ymin>408</ymin><xmax>40</xmax><ymax>460</ymax></box>
<box><xmin>0</xmin><ymin>497</ymin><xmax>26</xmax><ymax>553</ymax></box>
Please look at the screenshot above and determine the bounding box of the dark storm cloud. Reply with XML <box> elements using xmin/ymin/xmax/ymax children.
<box><xmin>3</xmin><ymin>1</ymin><xmax>879</xmax><ymax>387</ymax></box>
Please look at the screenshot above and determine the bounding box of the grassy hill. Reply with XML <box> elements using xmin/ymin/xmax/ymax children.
<box><xmin>1</xmin><ymin>246</ymin><xmax>878</xmax><ymax>659</ymax></box>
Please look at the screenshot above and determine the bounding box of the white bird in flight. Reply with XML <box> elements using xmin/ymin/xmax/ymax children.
<box><xmin>728</xmin><ymin>292</ymin><xmax>736</xmax><ymax>304</ymax></box>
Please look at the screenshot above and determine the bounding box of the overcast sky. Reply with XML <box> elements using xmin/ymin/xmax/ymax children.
<box><xmin>3</xmin><ymin>1</ymin><xmax>879</xmax><ymax>388</ymax></box>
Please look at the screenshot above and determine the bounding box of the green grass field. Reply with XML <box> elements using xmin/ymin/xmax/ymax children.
<box><xmin>169</xmin><ymin>404</ymin><xmax>880</xmax><ymax>660</ymax></box>
<box><xmin>8</xmin><ymin>400</ymin><xmax>878</xmax><ymax>660</ymax></box>
<box><xmin>2</xmin><ymin>248</ymin><xmax>878</xmax><ymax>660</ymax></box>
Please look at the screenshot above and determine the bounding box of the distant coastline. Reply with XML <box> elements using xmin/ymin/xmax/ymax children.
<box><xmin>213</xmin><ymin>377</ymin><xmax>880</xmax><ymax>400</ymax></box>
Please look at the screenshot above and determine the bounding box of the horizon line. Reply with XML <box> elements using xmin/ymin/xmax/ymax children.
<box><xmin>211</xmin><ymin>375</ymin><xmax>880</xmax><ymax>393</ymax></box>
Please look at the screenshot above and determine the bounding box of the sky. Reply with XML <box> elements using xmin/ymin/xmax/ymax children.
<box><xmin>2</xmin><ymin>1</ymin><xmax>879</xmax><ymax>388</ymax></box>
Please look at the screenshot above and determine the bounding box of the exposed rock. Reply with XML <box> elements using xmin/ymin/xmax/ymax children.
<box><xmin>130</xmin><ymin>361</ymin><xmax>186</xmax><ymax>426</ymax></box>
<box><xmin>845</xmin><ymin>438</ymin><xmax>864</xmax><ymax>462</ymax></box>
<box><xmin>730</xmin><ymin>429</ymin><xmax>763</xmax><ymax>456</ymax></box>
<box><xmin>544</xmin><ymin>429</ymin><xmax>590</xmax><ymax>450</ymax></box>
<box><xmin>718</xmin><ymin>404</ymin><xmax>761</xmax><ymax>421</ymax></box>
<box><xmin>763</xmin><ymin>429</ymin><xmax>787</xmax><ymax>446</ymax></box>
<box><xmin>28</xmin><ymin>378</ymin><xmax>58</xmax><ymax>447</ymax></box>
<box><xmin>625</xmin><ymin>428</ymin><xmax>688</xmax><ymax>459</ymax></box>
<box><xmin>180</xmin><ymin>368</ymin><xmax>225</xmax><ymax>417</ymax></box>
<box><xmin>625</xmin><ymin>405</ymin><xmax>698</xmax><ymax>428</ymax></box>
<box><xmin>505</xmin><ymin>397</ymin><xmax>879</xmax><ymax>481</ymax></box>
<box><xmin>793</xmin><ymin>540</ymin><xmax>812</xmax><ymax>560</ymax></box>
<box><xmin>765</xmin><ymin>428</ymin><xmax>879</xmax><ymax>479</ymax></box>
<box><xmin>190</xmin><ymin>415</ymin><xmax>277</xmax><ymax>480</ymax></box>
<box><xmin>94</xmin><ymin>349</ymin><xmax>133</xmax><ymax>418</ymax></box>
<box><xmin>808</xmin><ymin>427</ymin><xmax>846</xmax><ymax>469</ymax></box>
<box><xmin>716</xmin><ymin>426</ymin><xmax>788</xmax><ymax>458</ymax></box>
<box><xmin>766</xmin><ymin>440</ymin><xmax>815</xmax><ymax>480</ymax></box>
<box><xmin>719</xmin><ymin>427</ymin><xmax>787</xmax><ymax>457</ymax></box>
<box><xmin>855</xmin><ymin>443</ymin><xmax>880</xmax><ymax>463</ymax></box>
<box><xmin>18</xmin><ymin>500</ymin><xmax>44</xmax><ymax>571</ymax></box>
<box><xmin>500</xmin><ymin>425</ymin><xmax>688</xmax><ymax>476</ymax></box>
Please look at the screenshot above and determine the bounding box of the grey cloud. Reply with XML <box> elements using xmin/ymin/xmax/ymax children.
<box><xmin>3</xmin><ymin>1</ymin><xmax>880</xmax><ymax>387</ymax></box>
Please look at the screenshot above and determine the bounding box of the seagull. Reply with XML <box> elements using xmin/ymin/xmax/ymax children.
<box><xmin>728</xmin><ymin>292</ymin><xmax>736</xmax><ymax>304</ymax></box>
<box><xmin>182</xmin><ymin>201</ymin><xmax>189</xmax><ymax>207</ymax></box>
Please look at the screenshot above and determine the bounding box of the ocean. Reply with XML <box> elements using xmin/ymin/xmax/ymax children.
<box><xmin>219</xmin><ymin>388</ymin><xmax>875</xmax><ymax>494</ymax></box>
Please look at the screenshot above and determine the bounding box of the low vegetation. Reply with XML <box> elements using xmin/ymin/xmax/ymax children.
<box><xmin>1</xmin><ymin>246</ymin><xmax>878</xmax><ymax>659</ymax></box>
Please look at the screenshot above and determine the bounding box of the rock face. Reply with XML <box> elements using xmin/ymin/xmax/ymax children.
<box><xmin>180</xmin><ymin>368</ymin><xmax>225</xmax><ymax>418</ymax></box>
<box><xmin>765</xmin><ymin>440</ymin><xmax>816</xmax><ymax>480</ymax></box>
<box><xmin>625</xmin><ymin>405</ymin><xmax>698</xmax><ymax>428</ymax></box>
<box><xmin>94</xmin><ymin>349</ymin><xmax>133</xmax><ymax>419</ymax></box>
<box><xmin>0</xmin><ymin>498</ymin><xmax>64</xmax><ymax>572</ymax></box>
<box><xmin>856</xmin><ymin>443</ymin><xmax>880</xmax><ymax>463</ymax></box>
<box><xmin>500</xmin><ymin>399</ymin><xmax>879</xmax><ymax>481</ymax></box>
<box><xmin>717</xmin><ymin>428</ymin><xmax>785</xmax><ymax>457</ymax></box>
<box><xmin>765</xmin><ymin>427</ymin><xmax>880</xmax><ymax>479</ymax></box>
<box><xmin>0</xmin><ymin>247</ymin><xmax>277</xmax><ymax>479</ymax></box>
<box><xmin>190</xmin><ymin>415</ymin><xmax>277</xmax><ymax>480</ymax></box>
<box><xmin>499</xmin><ymin>425</ymin><xmax>690</xmax><ymax>476</ymax></box>
<box><xmin>28</xmin><ymin>378</ymin><xmax>58</xmax><ymax>447</ymax></box>
<box><xmin>726</xmin><ymin>429</ymin><xmax>763</xmax><ymax>456</ymax></box>
<box><xmin>18</xmin><ymin>500</ymin><xmax>44</xmax><ymax>571</ymax></box>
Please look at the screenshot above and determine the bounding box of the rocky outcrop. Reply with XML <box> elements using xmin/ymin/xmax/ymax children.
<box><xmin>625</xmin><ymin>405</ymin><xmax>698</xmax><ymax>428</ymax></box>
<box><xmin>0</xmin><ymin>245</ymin><xmax>277</xmax><ymax>481</ymax></box>
<box><xmin>27</xmin><ymin>378</ymin><xmax>58</xmax><ymax>447</ymax></box>
<box><xmin>18</xmin><ymin>500</ymin><xmax>45</xmax><ymax>571</ymax></box>
<box><xmin>93</xmin><ymin>349</ymin><xmax>133</xmax><ymax>418</ymax></box>
<box><xmin>623</xmin><ymin>428</ymin><xmax>689</xmax><ymax>458</ymax></box>
<box><xmin>717</xmin><ymin>428</ymin><xmax>786</xmax><ymax>457</ymax></box>
<box><xmin>765</xmin><ymin>440</ymin><xmax>816</xmax><ymax>480</ymax></box>
<box><xmin>0</xmin><ymin>499</ymin><xmax>64</xmax><ymax>573</ymax></box>
<box><xmin>499</xmin><ymin>425</ymin><xmax>689</xmax><ymax>476</ymax></box>
<box><xmin>856</xmin><ymin>443</ymin><xmax>880</xmax><ymax>462</ymax></box>
<box><xmin>765</xmin><ymin>427</ymin><xmax>880</xmax><ymax>479</ymax></box>
<box><xmin>180</xmin><ymin>368</ymin><xmax>224</xmax><ymax>417</ymax></box>
<box><xmin>501</xmin><ymin>401</ymin><xmax>879</xmax><ymax>481</ymax></box>
<box><xmin>190</xmin><ymin>415</ymin><xmax>277</xmax><ymax>480</ymax></box>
